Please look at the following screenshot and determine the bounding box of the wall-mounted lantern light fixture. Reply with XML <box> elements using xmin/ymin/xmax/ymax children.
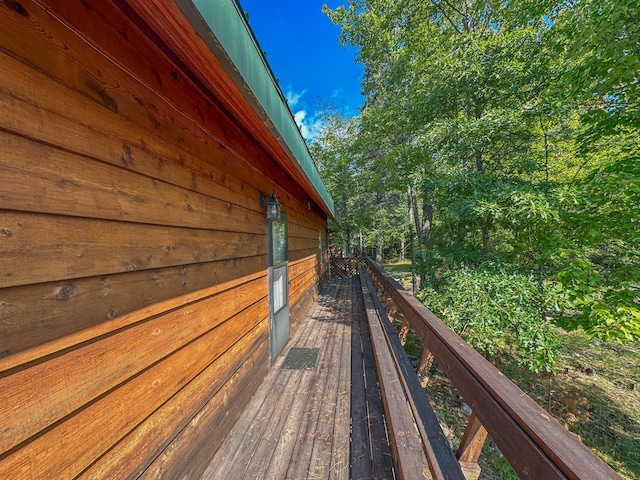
<box><xmin>259</xmin><ymin>191</ymin><xmax>281</xmax><ymax>221</ymax></box>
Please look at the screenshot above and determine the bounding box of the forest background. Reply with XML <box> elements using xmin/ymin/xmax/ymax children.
<box><xmin>311</xmin><ymin>0</ymin><xmax>639</xmax><ymax>374</ymax></box>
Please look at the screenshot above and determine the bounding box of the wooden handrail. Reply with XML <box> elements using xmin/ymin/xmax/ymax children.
<box><xmin>363</xmin><ymin>258</ymin><xmax>621</xmax><ymax>480</ymax></box>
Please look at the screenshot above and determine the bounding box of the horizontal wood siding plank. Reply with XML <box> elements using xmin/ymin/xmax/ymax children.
<box><xmin>140</xmin><ymin>342</ymin><xmax>270</xmax><ymax>479</ymax></box>
<box><xmin>0</xmin><ymin>34</ymin><xmax>327</xmax><ymax>236</ymax></box>
<box><xmin>289</xmin><ymin>247</ymin><xmax>319</xmax><ymax>263</ymax></box>
<box><xmin>0</xmin><ymin>58</ymin><xmax>259</xmax><ymax>217</ymax></box>
<box><xmin>33</xmin><ymin>0</ymin><xmax>285</xmax><ymax>182</ymax></box>
<box><xmin>0</xmin><ymin>0</ymin><xmax>250</xmax><ymax>173</ymax></box>
<box><xmin>0</xmin><ymin>36</ymin><xmax>327</xmax><ymax>249</ymax></box>
<box><xmin>0</xmin><ymin>211</ymin><xmax>265</xmax><ymax>288</ymax></box>
<box><xmin>290</xmin><ymin>269</ymin><xmax>319</xmax><ymax>307</ymax></box>
<box><xmin>287</xmin><ymin>256</ymin><xmax>321</xmax><ymax>333</ymax></box>
<box><xmin>288</xmin><ymin>236</ymin><xmax>319</xmax><ymax>253</ymax></box>
<box><xmin>289</xmin><ymin>283</ymin><xmax>318</xmax><ymax>337</ymax></box>
<box><xmin>0</xmin><ymin>266</ymin><xmax>267</xmax><ymax>373</ymax></box>
<box><xmin>0</xmin><ymin>277</ymin><xmax>266</xmax><ymax>454</ymax></box>
<box><xmin>288</xmin><ymin>254</ymin><xmax>317</xmax><ymax>279</ymax></box>
<box><xmin>0</xmin><ymin>256</ymin><xmax>267</xmax><ymax>362</ymax></box>
<box><xmin>287</xmin><ymin>222</ymin><xmax>322</xmax><ymax>241</ymax></box>
<box><xmin>0</xmin><ymin>1</ymin><xmax>315</xmax><ymax>217</ymax></box>
<box><xmin>0</xmin><ymin>302</ymin><xmax>267</xmax><ymax>479</ymax></box>
<box><xmin>0</xmin><ymin>131</ymin><xmax>264</xmax><ymax>231</ymax></box>
<box><xmin>80</xmin><ymin>317</ymin><xmax>268</xmax><ymax>479</ymax></box>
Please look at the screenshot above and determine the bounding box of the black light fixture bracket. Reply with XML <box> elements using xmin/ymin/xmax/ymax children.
<box><xmin>259</xmin><ymin>191</ymin><xmax>281</xmax><ymax>220</ymax></box>
<box><xmin>259</xmin><ymin>192</ymin><xmax>272</xmax><ymax>206</ymax></box>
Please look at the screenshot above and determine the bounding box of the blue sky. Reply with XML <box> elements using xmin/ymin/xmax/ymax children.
<box><xmin>238</xmin><ymin>0</ymin><xmax>363</xmax><ymax>140</ymax></box>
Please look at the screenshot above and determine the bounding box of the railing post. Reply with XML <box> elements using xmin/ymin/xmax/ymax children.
<box><xmin>456</xmin><ymin>411</ymin><xmax>488</xmax><ymax>480</ymax></box>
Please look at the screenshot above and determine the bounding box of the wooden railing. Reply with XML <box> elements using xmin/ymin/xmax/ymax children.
<box><xmin>359</xmin><ymin>265</ymin><xmax>465</xmax><ymax>480</ymax></box>
<box><xmin>330</xmin><ymin>257</ymin><xmax>622</xmax><ymax>480</ymax></box>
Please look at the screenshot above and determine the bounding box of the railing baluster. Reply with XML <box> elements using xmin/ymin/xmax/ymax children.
<box><xmin>456</xmin><ymin>412</ymin><xmax>488</xmax><ymax>480</ymax></box>
<box><xmin>388</xmin><ymin>302</ymin><xmax>398</xmax><ymax>320</ymax></box>
<box><xmin>417</xmin><ymin>346</ymin><xmax>435</xmax><ymax>388</ymax></box>
<box><xmin>398</xmin><ymin>317</ymin><xmax>411</xmax><ymax>346</ymax></box>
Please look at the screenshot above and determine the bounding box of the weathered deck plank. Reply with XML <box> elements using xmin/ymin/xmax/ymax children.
<box><xmin>281</xmin><ymin>281</ymin><xmax>347</xmax><ymax>480</ymax></box>
<box><xmin>304</xmin><ymin>284</ymin><xmax>350</xmax><ymax>479</ymax></box>
<box><xmin>201</xmin><ymin>287</ymin><xmax>330</xmax><ymax>478</ymax></box>
<box><xmin>200</xmin><ymin>277</ymin><xmax>392</xmax><ymax>480</ymax></box>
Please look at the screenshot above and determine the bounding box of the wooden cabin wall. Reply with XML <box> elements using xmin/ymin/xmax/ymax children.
<box><xmin>0</xmin><ymin>0</ymin><xmax>328</xmax><ymax>478</ymax></box>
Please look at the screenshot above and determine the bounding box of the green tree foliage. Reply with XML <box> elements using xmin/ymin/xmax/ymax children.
<box><xmin>417</xmin><ymin>263</ymin><xmax>560</xmax><ymax>372</ymax></box>
<box><xmin>311</xmin><ymin>109</ymin><xmax>411</xmax><ymax>259</ymax></box>
<box><xmin>553</xmin><ymin>0</ymin><xmax>640</xmax><ymax>144</ymax></box>
<box><xmin>321</xmin><ymin>0</ymin><xmax>640</xmax><ymax>370</ymax></box>
<box><xmin>309</xmin><ymin>113</ymin><xmax>366</xmax><ymax>255</ymax></box>
<box><xmin>547</xmin><ymin>0</ymin><xmax>640</xmax><ymax>341</ymax></box>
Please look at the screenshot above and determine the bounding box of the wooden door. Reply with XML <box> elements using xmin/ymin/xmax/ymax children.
<box><xmin>268</xmin><ymin>214</ymin><xmax>289</xmax><ymax>362</ymax></box>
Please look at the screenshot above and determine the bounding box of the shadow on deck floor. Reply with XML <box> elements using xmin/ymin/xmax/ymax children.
<box><xmin>200</xmin><ymin>277</ymin><xmax>394</xmax><ymax>480</ymax></box>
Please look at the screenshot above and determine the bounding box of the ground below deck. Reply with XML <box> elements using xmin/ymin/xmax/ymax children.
<box><xmin>200</xmin><ymin>277</ymin><xmax>394</xmax><ymax>479</ymax></box>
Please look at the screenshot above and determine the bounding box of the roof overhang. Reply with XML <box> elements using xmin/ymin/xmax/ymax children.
<box><xmin>125</xmin><ymin>0</ymin><xmax>338</xmax><ymax>222</ymax></box>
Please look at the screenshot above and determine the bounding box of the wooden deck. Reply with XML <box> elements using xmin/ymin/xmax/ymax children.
<box><xmin>201</xmin><ymin>277</ymin><xmax>394</xmax><ymax>480</ymax></box>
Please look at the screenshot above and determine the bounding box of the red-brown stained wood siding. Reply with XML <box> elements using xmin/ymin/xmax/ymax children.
<box><xmin>0</xmin><ymin>0</ymin><xmax>328</xmax><ymax>477</ymax></box>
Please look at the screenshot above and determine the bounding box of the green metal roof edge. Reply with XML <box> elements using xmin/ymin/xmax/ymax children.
<box><xmin>177</xmin><ymin>0</ymin><xmax>338</xmax><ymax>221</ymax></box>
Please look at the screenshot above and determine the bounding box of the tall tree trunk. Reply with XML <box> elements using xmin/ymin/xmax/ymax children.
<box><xmin>475</xmin><ymin>148</ymin><xmax>484</xmax><ymax>173</ymax></box>
<box><xmin>375</xmin><ymin>211</ymin><xmax>383</xmax><ymax>263</ymax></box>
<box><xmin>410</xmin><ymin>185</ymin><xmax>424</xmax><ymax>244</ymax></box>
<box><xmin>375</xmin><ymin>232</ymin><xmax>383</xmax><ymax>263</ymax></box>
<box><xmin>482</xmin><ymin>223</ymin><xmax>491</xmax><ymax>256</ymax></box>
<box><xmin>539</xmin><ymin>113</ymin><xmax>550</xmax><ymax>182</ymax></box>
<box><xmin>348</xmin><ymin>229</ymin><xmax>353</xmax><ymax>257</ymax></box>
<box><xmin>410</xmin><ymin>182</ymin><xmax>434</xmax><ymax>245</ymax></box>
<box><xmin>421</xmin><ymin>197</ymin><xmax>433</xmax><ymax>243</ymax></box>
<box><xmin>342</xmin><ymin>227</ymin><xmax>351</xmax><ymax>257</ymax></box>
<box><xmin>408</xmin><ymin>186</ymin><xmax>417</xmax><ymax>292</ymax></box>
<box><xmin>410</xmin><ymin>182</ymin><xmax>433</xmax><ymax>286</ymax></box>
